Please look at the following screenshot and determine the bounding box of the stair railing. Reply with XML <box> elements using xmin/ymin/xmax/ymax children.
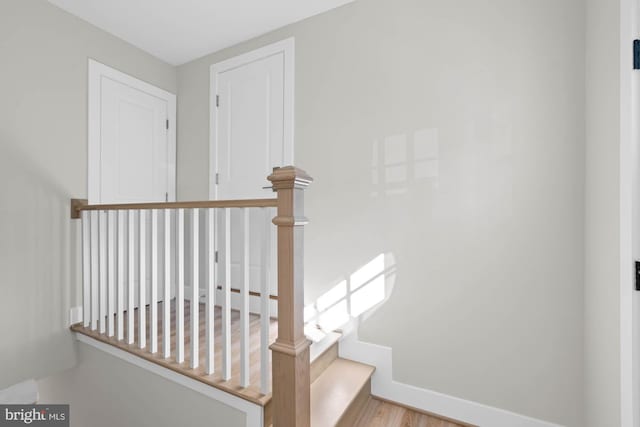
<box><xmin>70</xmin><ymin>166</ymin><xmax>312</xmax><ymax>426</ymax></box>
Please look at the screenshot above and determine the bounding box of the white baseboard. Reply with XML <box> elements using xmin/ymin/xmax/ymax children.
<box><xmin>0</xmin><ymin>379</ymin><xmax>38</xmax><ymax>404</ymax></box>
<box><xmin>339</xmin><ymin>329</ymin><xmax>563</xmax><ymax>427</ymax></box>
<box><xmin>74</xmin><ymin>333</ymin><xmax>263</xmax><ymax>427</ymax></box>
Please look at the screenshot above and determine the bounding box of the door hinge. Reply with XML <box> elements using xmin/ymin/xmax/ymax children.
<box><xmin>634</xmin><ymin>40</ymin><xmax>640</xmax><ymax>70</ymax></box>
<box><xmin>165</xmin><ymin>192</ymin><xmax>168</xmax><ymax>202</ymax></box>
<box><xmin>215</xmin><ymin>173</ymin><xmax>219</xmax><ymax>185</ymax></box>
<box><xmin>166</xmin><ymin>119</ymin><xmax>169</xmax><ymax>130</ymax></box>
<box><xmin>214</xmin><ymin>250</ymin><xmax>218</xmax><ymax>263</ymax></box>
<box><xmin>216</xmin><ymin>95</ymin><xmax>220</xmax><ymax>108</ymax></box>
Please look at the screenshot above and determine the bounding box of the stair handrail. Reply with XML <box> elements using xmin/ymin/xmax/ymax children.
<box><xmin>70</xmin><ymin>198</ymin><xmax>277</xmax><ymax>218</ymax></box>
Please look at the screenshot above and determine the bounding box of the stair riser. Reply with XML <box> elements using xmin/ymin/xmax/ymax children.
<box><xmin>336</xmin><ymin>378</ymin><xmax>371</xmax><ymax>427</ymax></box>
<box><xmin>310</xmin><ymin>342</ymin><xmax>339</xmax><ymax>383</ymax></box>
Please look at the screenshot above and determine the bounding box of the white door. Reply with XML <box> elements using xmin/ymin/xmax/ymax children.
<box><xmin>210</xmin><ymin>39</ymin><xmax>294</xmax><ymax>313</ymax></box>
<box><xmin>88</xmin><ymin>60</ymin><xmax>177</xmax><ymax>310</ymax></box>
<box><xmin>88</xmin><ymin>60</ymin><xmax>176</xmax><ymax>204</ymax></box>
<box><xmin>214</xmin><ymin>53</ymin><xmax>285</xmax><ymax>198</ymax></box>
<box><xmin>100</xmin><ymin>79</ymin><xmax>169</xmax><ymax>204</ymax></box>
<box><xmin>212</xmin><ymin>39</ymin><xmax>294</xmax><ymax>199</ymax></box>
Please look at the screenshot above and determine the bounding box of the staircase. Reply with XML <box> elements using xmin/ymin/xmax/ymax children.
<box><xmin>71</xmin><ymin>167</ymin><xmax>381</xmax><ymax>427</ymax></box>
<box><xmin>265</xmin><ymin>332</ymin><xmax>375</xmax><ymax>427</ymax></box>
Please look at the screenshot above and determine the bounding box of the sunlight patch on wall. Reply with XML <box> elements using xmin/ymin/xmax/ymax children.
<box><xmin>318</xmin><ymin>300</ymin><xmax>350</xmax><ymax>332</ymax></box>
<box><xmin>316</xmin><ymin>280</ymin><xmax>347</xmax><ymax>311</ymax></box>
<box><xmin>351</xmin><ymin>274</ymin><xmax>385</xmax><ymax>317</ymax></box>
<box><xmin>304</xmin><ymin>253</ymin><xmax>396</xmax><ymax>342</ymax></box>
<box><xmin>350</xmin><ymin>254</ymin><xmax>384</xmax><ymax>291</ymax></box>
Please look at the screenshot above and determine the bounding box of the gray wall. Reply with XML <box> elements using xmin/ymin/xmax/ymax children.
<box><xmin>38</xmin><ymin>342</ymin><xmax>245</xmax><ymax>427</ymax></box>
<box><xmin>0</xmin><ymin>0</ymin><xmax>175</xmax><ymax>389</ymax></box>
<box><xmin>1</xmin><ymin>0</ymin><xmax>626</xmax><ymax>425</ymax></box>
<box><xmin>177</xmin><ymin>0</ymin><xmax>586</xmax><ymax>425</ymax></box>
<box><xmin>584</xmin><ymin>0</ymin><xmax>622</xmax><ymax>426</ymax></box>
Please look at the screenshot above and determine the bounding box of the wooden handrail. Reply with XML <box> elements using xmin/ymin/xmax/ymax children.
<box><xmin>70</xmin><ymin>198</ymin><xmax>277</xmax><ymax>219</ymax></box>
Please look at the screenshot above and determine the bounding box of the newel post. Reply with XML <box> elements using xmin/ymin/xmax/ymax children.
<box><xmin>268</xmin><ymin>166</ymin><xmax>313</xmax><ymax>427</ymax></box>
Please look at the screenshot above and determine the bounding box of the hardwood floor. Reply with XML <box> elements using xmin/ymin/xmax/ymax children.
<box><xmin>354</xmin><ymin>398</ymin><xmax>467</xmax><ymax>427</ymax></box>
<box><xmin>71</xmin><ymin>300</ymin><xmax>277</xmax><ymax>405</ymax></box>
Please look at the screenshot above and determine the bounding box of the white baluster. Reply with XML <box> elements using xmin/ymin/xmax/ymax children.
<box><xmin>81</xmin><ymin>211</ymin><xmax>90</xmax><ymax>327</ymax></box>
<box><xmin>191</xmin><ymin>209</ymin><xmax>199</xmax><ymax>369</ymax></box>
<box><xmin>222</xmin><ymin>208</ymin><xmax>231</xmax><ymax>381</ymax></box>
<box><xmin>260</xmin><ymin>207</ymin><xmax>272</xmax><ymax>394</ymax></box>
<box><xmin>127</xmin><ymin>210</ymin><xmax>135</xmax><ymax>344</ymax></box>
<box><xmin>117</xmin><ymin>210</ymin><xmax>125</xmax><ymax>341</ymax></box>
<box><xmin>139</xmin><ymin>210</ymin><xmax>146</xmax><ymax>349</ymax></box>
<box><xmin>240</xmin><ymin>208</ymin><xmax>250</xmax><ymax>388</ymax></box>
<box><xmin>151</xmin><ymin>209</ymin><xmax>159</xmax><ymax>354</ymax></box>
<box><xmin>99</xmin><ymin>210</ymin><xmax>107</xmax><ymax>334</ymax></box>
<box><xmin>163</xmin><ymin>209</ymin><xmax>172</xmax><ymax>358</ymax></box>
<box><xmin>107</xmin><ymin>211</ymin><xmax>116</xmax><ymax>337</ymax></box>
<box><xmin>90</xmin><ymin>211</ymin><xmax>99</xmax><ymax>331</ymax></box>
<box><xmin>206</xmin><ymin>208</ymin><xmax>216</xmax><ymax>375</ymax></box>
<box><xmin>177</xmin><ymin>208</ymin><xmax>185</xmax><ymax>364</ymax></box>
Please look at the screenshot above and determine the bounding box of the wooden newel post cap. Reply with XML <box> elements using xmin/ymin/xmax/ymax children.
<box><xmin>267</xmin><ymin>166</ymin><xmax>313</xmax><ymax>190</ymax></box>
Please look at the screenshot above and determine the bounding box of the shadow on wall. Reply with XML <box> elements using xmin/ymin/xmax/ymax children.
<box><xmin>0</xmin><ymin>135</ymin><xmax>78</xmax><ymax>389</ymax></box>
<box><xmin>304</xmin><ymin>252</ymin><xmax>397</xmax><ymax>342</ymax></box>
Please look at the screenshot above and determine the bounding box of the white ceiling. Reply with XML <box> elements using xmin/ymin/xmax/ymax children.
<box><xmin>48</xmin><ymin>0</ymin><xmax>354</xmax><ymax>65</ymax></box>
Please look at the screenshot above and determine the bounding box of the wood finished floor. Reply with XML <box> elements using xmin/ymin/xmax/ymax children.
<box><xmin>71</xmin><ymin>300</ymin><xmax>277</xmax><ymax>405</ymax></box>
<box><xmin>354</xmin><ymin>398</ymin><xmax>466</xmax><ymax>427</ymax></box>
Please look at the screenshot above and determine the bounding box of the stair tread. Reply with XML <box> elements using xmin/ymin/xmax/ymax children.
<box><xmin>310</xmin><ymin>358</ymin><xmax>375</xmax><ymax>427</ymax></box>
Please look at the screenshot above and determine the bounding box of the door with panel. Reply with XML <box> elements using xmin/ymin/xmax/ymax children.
<box><xmin>99</xmin><ymin>77</ymin><xmax>170</xmax><ymax>205</ymax></box>
<box><xmin>90</xmin><ymin>61</ymin><xmax>177</xmax><ymax>314</ymax></box>
<box><xmin>212</xmin><ymin>44</ymin><xmax>293</xmax><ymax>314</ymax></box>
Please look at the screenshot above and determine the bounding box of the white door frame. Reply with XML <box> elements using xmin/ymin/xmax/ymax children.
<box><xmin>88</xmin><ymin>59</ymin><xmax>177</xmax><ymax>204</ymax></box>
<box><xmin>621</xmin><ymin>0</ymin><xmax>639</xmax><ymax>425</ymax></box>
<box><xmin>208</xmin><ymin>38</ymin><xmax>295</xmax><ymax>200</ymax></box>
